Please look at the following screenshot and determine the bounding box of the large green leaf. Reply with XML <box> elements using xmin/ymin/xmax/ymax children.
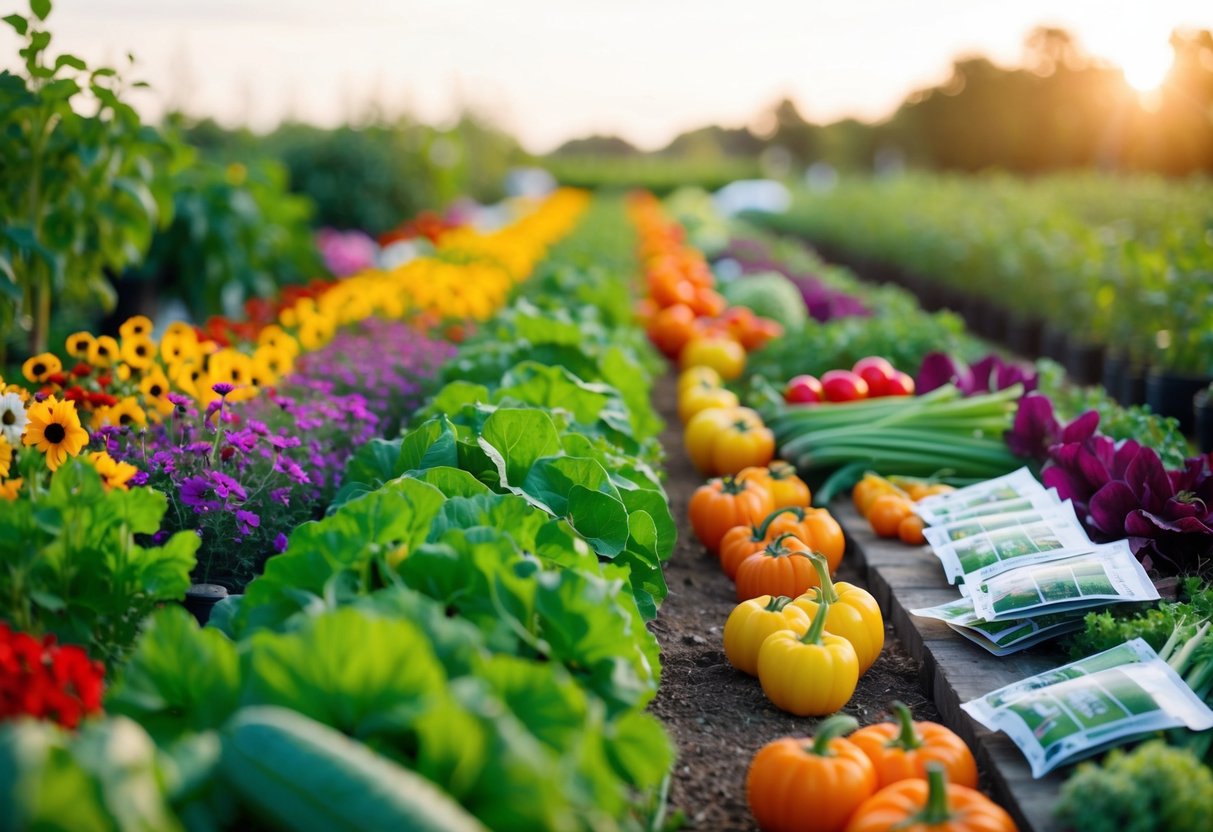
<box><xmin>478</xmin><ymin>408</ymin><xmax>561</xmax><ymax>488</ymax></box>
<box><xmin>398</xmin><ymin>416</ymin><xmax>459</xmax><ymax>472</ymax></box>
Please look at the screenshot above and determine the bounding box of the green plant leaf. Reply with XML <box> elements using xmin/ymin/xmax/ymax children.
<box><xmin>2</xmin><ymin>14</ymin><xmax>27</xmax><ymax>36</ymax></box>
<box><xmin>29</xmin><ymin>0</ymin><xmax>50</xmax><ymax>22</ymax></box>
<box><xmin>478</xmin><ymin>408</ymin><xmax>561</xmax><ymax>488</ymax></box>
<box><xmin>398</xmin><ymin>416</ymin><xmax>459</xmax><ymax>472</ymax></box>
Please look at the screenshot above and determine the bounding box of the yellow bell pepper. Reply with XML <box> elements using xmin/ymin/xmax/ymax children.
<box><xmin>723</xmin><ymin>595</ymin><xmax>812</xmax><ymax>677</ymax></box>
<box><xmin>792</xmin><ymin>553</ymin><xmax>885</xmax><ymax>675</ymax></box>
<box><xmin>757</xmin><ymin>591</ymin><xmax>858</xmax><ymax>716</ymax></box>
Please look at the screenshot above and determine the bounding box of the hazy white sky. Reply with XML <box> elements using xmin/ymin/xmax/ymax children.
<box><xmin>3</xmin><ymin>0</ymin><xmax>1211</xmax><ymax>151</ymax></box>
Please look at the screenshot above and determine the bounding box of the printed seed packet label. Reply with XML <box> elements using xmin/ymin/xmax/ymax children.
<box><xmin>912</xmin><ymin>596</ymin><xmax>1086</xmax><ymax>654</ymax></box>
<box><xmin>963</xmin><ymin>638</ymin><xmax>1213</xmax><ymax>777</ymax></box>
<box><xmin>922</xmin><ymin>488</ymin><xmax>1062</xmax><ymax>526</ymax></box>
<box><xmin>968</xmin><ymin>541</ymin><xmax>1159</xmax><ymax>622</ymax></box>
<box><xmin>924</xmin><ymin>502</ymin><xmax>1090</xmax><ymax>584</ymax></box>
<box><xmin>914</xmin><ymin>467</ymin><xmax>1045</xmax><ymax>525</ymax></box>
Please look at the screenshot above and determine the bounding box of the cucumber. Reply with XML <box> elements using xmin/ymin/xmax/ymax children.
<box><xmin>220</xmin><ymin>706</ymin><xmax>486</xmax><ymax>832</ymax></box>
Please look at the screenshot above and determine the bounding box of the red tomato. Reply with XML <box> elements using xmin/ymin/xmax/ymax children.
<box><xmin>784</xmin><ymin>374</ymin><xmax>824</xmax><ymax>404</ymax></box>
<box><xmin>822</xmin><ymin>369</ymin><xmax>869</xmax><ymax>402</ymax></box>
<box><xmin>852</xmin><ymin>357</ymin><xmax>896</xmax><ymax>398</ymax></box>
<box><xmin>884</xmin><ymin>371</ymin><xmax>916</xmax><ymax>396</ymax></box>
<box><xmin>646</xmin><ymin>304</ymin><xmax>698</xmax><ymax>358</ymax></box>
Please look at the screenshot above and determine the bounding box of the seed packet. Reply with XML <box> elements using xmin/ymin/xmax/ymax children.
<box><xmin>968</xmin><ymin>541</ymin><xmax>1159</xmax><ymax>622</ymax></box>
<box><xmin>914</xmin><ymin>467</ymin><xmax>1045</xmax><ymax>524</ymax></box>
<box><xmin>922</xmin><ymin>488</ymin><xmax>1062</xmax><ymax>525</ymax></box>
<box><xmin>962</xmin><ymin>638</ymin><xmax>1213</xmax><ymax>776</ymax></box>
<box><xmin>925</xmin><ymin>502</ymin><xmax>1090</xmax><ymax>584</ymax></box>
<box><xmin>911</xmin><ymin>595</ymin><xmax>1086</xmax><ymax>655</ymax></box>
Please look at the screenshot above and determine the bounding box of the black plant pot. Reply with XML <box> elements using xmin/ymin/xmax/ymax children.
<box><xmin>1065</xmin><ymin>337</ymin><xmax>1106</xmax><ymax>387</ymax></box>
<box><xmin>1146</xmin><ymin>371</ymin><xmax>1213</xmax><ymax>434</ymax></box>
<box><xmin>1006</xmin><ymin>313</ymin><xmax>1044</xmax><ymax>359</ymax></box>
<box><xmin>1195</xmin><ymin>391</ymin><xmax>1213</xmax><ymax>454</ymax></box>
<box><xmin>1041</xmin><ymin>324</ymin><xmax>1069</xmax><ymax>364</ymax></box>
<box><xmin>1101</xmin><ymin>352</ymin><xmax>1128</xmax><ymax>400</ymax></box>
<box><xmin>184</xmin><ymin>583</ymin><xmax>229</xmax><ymax>626</ymax></box>
<box><xmin>1120</xmin><ymin>364</ymin><xmax>1149</xmax><ymax>407</ymax></box>
<box><xmin>979</xmin><ymin>302</ymin><xmax>1008</xmax><ymax>345</ymax></box>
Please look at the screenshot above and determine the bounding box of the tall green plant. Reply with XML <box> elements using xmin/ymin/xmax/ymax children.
<box><xmin>0</xmin><ymin>0</ymin><xmax>172</xmax><ymax>359</ymax></box>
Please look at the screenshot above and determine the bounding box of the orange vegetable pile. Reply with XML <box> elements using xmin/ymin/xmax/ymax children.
<box><xmin>852</xmin><ymin>473</ymin><xmax>954</xmax><ymax>545</ymax></box>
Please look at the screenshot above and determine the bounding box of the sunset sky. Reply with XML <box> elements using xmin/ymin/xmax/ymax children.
<box><xmin>4</xmin><ymin>0</ymin><xmax>1212</xmax><ymax>152</ymax></box>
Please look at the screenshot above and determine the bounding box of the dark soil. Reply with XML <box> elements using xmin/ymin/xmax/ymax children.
<box><xmin>647</xmin><ymin>375</ymin><xmax>940</xmax><ymax>831</ymax></box>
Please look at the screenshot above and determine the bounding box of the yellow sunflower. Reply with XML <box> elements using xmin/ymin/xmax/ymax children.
<box><xmin>87</xmin><ymin>451</ymin><xmax>138</xmax><ymax>492</ymax></box>
<box><xmin>0</xmin><ymin>478</ymin><xmax>22</xmax><ymax>501</ymax></box>
<box><xmin>208</xmin><ymin>349</ymin><xmax>253</xmax><ymax>388</ymax></box>
<box><xmin>253</xmin><ymin>345</ymin><xmax>292</xmax><ymax>383</ymax></box>
<box><xmin>65</xmin><ymin>331</ymin><xmax>95</xmax><ymax>359</ymax></box>
<box><xmin>160</xmin><ymin>330</ymin><xmax>200</xmax><ymax>366</ymax></box>
<box><xmin>88</xmin><ymin>335</ymin><xmax>120</xmax><ymax>368</ymax></box>
<box><xmin>119</xmin><ymin>315</ymin><xmax>154</xmax><ymax>341</ymax></box>
<box><xmin>171</xmin><ymin>362</ymin><xmax>206</xmax><ymax>399</ymax></box>
<box><xmin>107</xmin><ymin>397</ymin><xmax>148</xmax><ymax>430</ymax></box>
<box><xmin>22</xmin><ymin>353</ymin><xmax>62</xmax><ymax>383</ymax></box>
<box><xmin>0</xmin><ymin>435</ymin><xmax>12</xmax><ymax>479</ymax></box>
<box><xmin>139</xmin><ymin>369</ymin><xmax>175</xmax><ymax>418</ymax></box>
<box><xmin>257</xmin><ymin>325</ymin><xmax>300</xmax><ymax>359</ymax></box>
<box><xmin>23</xmin><ymin>396</ymin><xmax>90</xmax><ymax>472</ymax></box>
<box><xmin>120</xmin><ymin>336</ymin><xmax>156</xmax><ymax>371</ymax></box>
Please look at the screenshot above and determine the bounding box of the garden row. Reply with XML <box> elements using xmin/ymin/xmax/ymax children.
<box><xmin>640</xmin><ymin>190</ymin><xmax>1213</xmax><ymax>830</ymax></box>
<box><xmin>1</xmin><ymin>193</ymin><xmax>687</xmax><ymax>831</ymax></box>
<box><xmin>755</xmin><ymin>174</ymin><xmax>1213</xmax><ymax>439</ymax></box>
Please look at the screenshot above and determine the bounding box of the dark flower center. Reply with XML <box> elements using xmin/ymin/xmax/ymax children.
<box><xmin>97</xmin><ymin>346</ymin><xmax>109</xmax><ymax>356</ymax></box>
<box><xmin>149</xmin><ymin>385</ymin><xmax>163</xmax><ymax>397</ymax></box>
<box><xmin>135</xmin><ymin>345</ymin><xmax>147</xmax><ymax>357</ymax></box>
<box><xmin>32</xmin><ymin>363</ymin><xmax>45</xmax><ymax>376</ymax></box>
<box><xmin>119</xmin><ymin>414</ymin><xmax>132</xmax><ymax>426</ymax></box>
<box><xmin>231</xmin><ymin>370</ymin><xmax>240</xmax><ymax>381</ymax></box>
<box><xmin>2</xmin><ymin>411</ymin><xmax>14</xmax><ymax>425</ymax></box>
<box><xmin>45</xmin><ymin>423</ymin><xmax>66</xmax><ymax>443</ymax></box>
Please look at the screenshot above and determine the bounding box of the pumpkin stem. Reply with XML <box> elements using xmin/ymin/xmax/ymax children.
<box><xmin>885</xmin><ymin>701</ymin><xmax>923</xmax><ymax>750</ymax></box>
<box><xmin>807</xmin><ymin>552</ymin><xmax>839</xmax><ymax>604</ymax></box>
<box><xmin>765</xmin><ymin>531</ymin><xmax>802</xmax><ymax>557</ymax></box>
<box><xmin>805</xmin><ymin>714</ymin><xmax>860</xmax><ymax>756</ymax></box>
<box><xmin>764</xmin><ymin>595</ymin><xmax>794</xmax><ymax>613</ymax></box>
<box><xmin>908</xmin><ymin>764</ymin><xmax>955</xmax><ymax>826</ymax></box>
<box><xmin>755</xmin><ymin>505</ymin><xmax>804</xmax><ymax>538</ymax></box>
<box><xmin>798</xmin><ymin>588</ymin><xmax>830</xmax><ymax>645</ymax></box>
<box><xmin>720</xmin><ymin>475</ymin><xmax>754</xmax><ymax>496</ymax></box>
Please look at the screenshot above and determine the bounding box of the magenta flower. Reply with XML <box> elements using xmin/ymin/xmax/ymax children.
<box><xmin>917</xmin><ymin>352</ymin><xmax>1038</xmax><ymax>397</ymax></box>
<box><xmin>212</xmin><ymin>382</ymin><xmax>235</xmax><ymax>397</ymax></box>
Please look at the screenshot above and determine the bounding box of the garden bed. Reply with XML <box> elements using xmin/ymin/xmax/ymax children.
<box><xmin>647</xmin><ymin>374</ymin><xmax>942</xmax><ymax>830</ymax></box>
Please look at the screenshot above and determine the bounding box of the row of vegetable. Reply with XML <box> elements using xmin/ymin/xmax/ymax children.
<box><xmin>631</xmin><ymin>196</ymin><xmax>1026</xmax><ymax>831</ymax></box>
<box><xmin>1</xmin><ymin>192</ymin><xmax>690</xmax><ymax>830</ymax></box>
<box><xmin>641</xmin><ymin>189</ymin><xmax>1213</xmax><ymax>830</ymax></box>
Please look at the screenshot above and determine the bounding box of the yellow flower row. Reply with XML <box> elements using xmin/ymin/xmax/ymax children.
<box><xmin>0</xmin><ymin>189</ymin><xmax>588</xmax><ymax>495</ymax></box>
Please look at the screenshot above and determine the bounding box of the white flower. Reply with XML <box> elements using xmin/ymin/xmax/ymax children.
<box><xmin>0</xmin><ymin>392</ymin><xmax>29</xmax><ymax>446</ymax></box>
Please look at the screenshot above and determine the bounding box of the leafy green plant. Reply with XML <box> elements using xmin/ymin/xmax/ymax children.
<box><xmin>0</xmin><ymin>459</ymin><xmax>198</xmax><ymax>664</ymax></box>
<box><xmin>122</xmin><ymin>150</ymin><xmax>321</xmax><ymax>318</ymax></box>
<box><xmin>0</xmin><ymin>0</ymin><xmax>172</xmax><ymax>358</ymax></box>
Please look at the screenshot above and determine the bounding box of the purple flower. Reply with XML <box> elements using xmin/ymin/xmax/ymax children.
<box><xmin>235</xmin><ymin>509</ymin><xmax>260</xmax><ymax>535</ymax></box>
<box><xmin>917</xmin><ymin>352</ymin><xmax>1037</xmax><ymax>398</ymax></box>
<box><xmin>270</xmin><ymin>487</ymin><xmax>292</xmax><ymax>506</ymax></box>
<box><xmin>212</xmin><ymin>382</ymin><xmax>235</xmax><ymax>396</ymax></box>
<box><xmin>273</xmin><ymin>532</ymin><xmax>289</xmax><ymax>553</ymax></box>
<box><xmin>166</xmin><ymin>392</ymin><xmax>190</xmax><ymax>407</ymax></box>
<box><xmin>180</xmin><ymin>476</ymin><xmax>211</xmax><ymax>510</ymax></box>
<box><xmin>205</xmin><ymin>400</ymin><xmax>223</xmax><ymax>420</ymax></box>
<box><xmin>129</xmin><ymin>471</ymin><xmax>150</xmax><ymax>487</ymax></box>
<box><xmin>208</xmin><ymin>470</ymin><xmax>247</xmax><ymax>502</ymax></box>
<box><xmin>226</xmin><ymin>428</ymin><xmax>258</xmax><ymax>453</ymax></box>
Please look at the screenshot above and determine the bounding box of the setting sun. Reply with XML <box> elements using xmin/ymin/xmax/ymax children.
<box><xmin>1119</xmin><ymin>42</ymin><xmax>1175</xmax><ymax>91</ymax></box>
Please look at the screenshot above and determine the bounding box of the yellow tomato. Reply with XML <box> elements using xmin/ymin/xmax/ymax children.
<box><xmin>723</xmin><ymin>595</ymin><xmax>812</xmax><ymax>677</ymax></box>
<box><xmin>679</xmin><ymin>383</ymin><xmax>740</xmax><ymax>424</ymax></box>
<box><xmin>680</xmin><ymin>335</ymin><xmax>746</xmax><ymax>380</ymax></box>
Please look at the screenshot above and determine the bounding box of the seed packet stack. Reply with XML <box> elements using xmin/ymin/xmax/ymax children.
<box><xmin>910</xmin><ymin>468</ymin><xmax>1159</xmax><ymax>655</ymax></box>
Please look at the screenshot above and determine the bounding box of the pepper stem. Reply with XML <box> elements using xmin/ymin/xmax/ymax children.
<box><xmin>808</xmin><ymin>553</ymin><xmax>839</xmax><ymax>604</ymax></box>
<box><xmin>885</xmin><ymin>701</ymin><xmax>923</xmax><ymax>750</ymax></box>
<box><xmin>806</xmin><ymin>714</ymin><xmax>860</xmax><ymax>756</ymax></box>
<box><xmin>908</xmin><ymin>764</ymin><xmax>954</xmax><ymax>826</ymax></box>
<box><xmin>764</xmin><ymin>595</ymin><xmax>794</xmax><ymax>613</ymax></box>
<box><xmin>799</xmin><ymin>588</ymin><xmax>831</xmax><ymax>645</ymax></box>
<box><xmin>755</xmin><ymin>505</ymin><xmax>804</xmax><ymax>538</ymax></box>
<box><xmin>766</xmin><ymin>532</ymin><xmax>800</xmax><ymax>556</ymax></box>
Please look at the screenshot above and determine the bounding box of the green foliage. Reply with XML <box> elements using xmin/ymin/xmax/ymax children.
<box><xmin>1055</xmin><ymin>740</ymin><xmax>1213</xmax><ymax>832</ymax></box>
<box><xmin>719</xmin><ymin>271</ymin><xmax>807</xmax><ymax>331</ymax></box>
<box><xmin>123</xmin><ymin>148</ymin><xmax>321</xmax><ymax>318</ymax></box>
<box><xmin>0</xmin><ymin>0</ymin><xmax>173</xmax><ymax>356</ymax></box>
<box><xmin>544</xmin><ymin>155</ymin><xmax>763</xmax><ymax>196</ymax></box>
<box><xmin>0</xmin><ymin>459</ymin><xmax>198</xmax><ymax>664</ymax></box>
<box><xmin>1063</xmin><ymin>578</ymin><xmax>1213</xmax><ymax>660</ymax></box>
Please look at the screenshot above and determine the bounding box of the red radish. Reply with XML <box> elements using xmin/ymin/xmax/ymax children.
<box><xmin>852</xmin><ymin>356</ymin><xmax>897</xmax><ymax>397</ymax></box>
<box><xmin>821</xmin><ymin>369</ymin><xmax>869</xmax><ymax>402</ymax></box>
<box><xmin>884</xmin><ymin>370</ymin><xmax>916</xmax><ymax>396</ymax></box>
<box><xmin>784</xmin><ymin>374</ymin><xmax>824</xmax><ymax>404</ymax></box>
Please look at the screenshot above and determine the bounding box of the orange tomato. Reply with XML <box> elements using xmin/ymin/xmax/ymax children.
<box><xmin>843</xmin><ymin>765</ymin><xmax>1016</xmax><ymax>832</ymax></box>
<box><xmin>747</xmin><ymin>716</ymin><xmax>877</xmax><ymax>832</ymax></box>
<box><xmin>849</xmin><ymin>702</ymin><xmax>978</xmax><ymax>790</ymax></box>
<box><xmin>867</xmin><ymin>495</ymin><xmax>915</xmax><ymax>539</ymax></box>
<box><xmin>897</xmin><ymin>515</ymin><xmax>926</xmax><ymax>546</ymax></box>
<box><xmin>740</xmin><ymin>460</ymin><xmax>811</xmax><ymax>509</ymax></box>
<box><xmin>688</xmin><ymin>476</ymin><xmax>775</xmax><ymax>554</ymax></box>
<box><xmin>646</xmin><ymin>303</ymin><xmax>697</xmax><ymax>358</ymax></box>
<box><xmin>765</xmin><ymin>507</ymin><xmax>846</xmax><ymax>574</ymax></box>
<box><xmin>735</xmin><ymin>533</ymin><xmax>820</xmax><ymax>601</ymax></box>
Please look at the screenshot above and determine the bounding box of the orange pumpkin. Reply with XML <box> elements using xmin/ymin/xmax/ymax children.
<box><xmin>747</xmin><ymin>715</ymin><xmax>877</xmax><ymax>832</ymax></box>
<box><xmin>844</xmin><ymin>765</ymin><xmax>1016</xmax><ymax>832</ymax></box>
<box><xmin>848</xmin><ymin>702</ymin><xmax>977</xmax><ymax>790</ymax></box>
<box><xmin>735</xmin><ymin>533</ymin><xmax>819</xmax><ymax>601</ymax></box>
<box><xmin>688</xmin><ymin>476</ymin><xmax>775</xmax><ymax>554</ymax></box>
<box><xmin>765</xmin><ymin>506</ymin><xmax>846</xmax><ymax>574</ymax></box>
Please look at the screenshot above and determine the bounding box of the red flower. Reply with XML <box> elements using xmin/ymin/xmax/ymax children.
<box><xmin>71</xmin><ymin>362</ymin><xmax>93</xmax><ymax>378</ymax></box>
<box><xmin>62</xmin><ymin>386</ymin><xmax>87</xmax><ymax>404</ymax></box>
<box><xmin>95</xmin><ymin>374</ymin><xmax>112</xmax><ymax>388</ymax></box>
<box><xmin>88</xmin><ymin>392</ymin><xmax>118</xmax><ymax>408</ymax></box>
<box><xmin>45</xmin><ymin>372</ymin><xmax>68</xmax><ymax>386</ymax></box>
<box><xmin>0</xmin><ymin>623</ymin><xmax>105</xmax><ymax>729</ymax></box>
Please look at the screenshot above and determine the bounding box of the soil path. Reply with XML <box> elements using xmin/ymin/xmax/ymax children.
<box><xmin>647</xmin><ymin>374</ymin><xmax>941</xmax><ymax>830</ymax></box>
